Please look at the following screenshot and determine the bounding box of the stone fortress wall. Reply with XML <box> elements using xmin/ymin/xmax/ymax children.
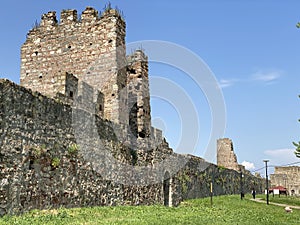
<box><xmin>0</xmin><ymin>79</ymin><xmax>168</xmax><ymax>215</ymax></box>
<box><xmin>0</xmin><ymin>6</ymin><xmax>265</xmax><ymax>215</ymax></box>
<box><xmin>0</xmin><ymin>78</ymin><xmax>265</xmax><ymax>215</ymax></box>
<box><xmin>270</xmin><ymin>166</ymin><xmax>300</xmax><ymax>195</ymax></box>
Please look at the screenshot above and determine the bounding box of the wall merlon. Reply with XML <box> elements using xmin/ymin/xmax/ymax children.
<box><xmin>101</xmin><ymin>9</ymin><xmax>124</xmax><ymax>21</ymax></box>
<box><xmin>81</xmin><ymin>7</ymin><xmax>99</xmax><ymax>23</ymax></box>
<box><xmin>133</xmin><ymin>50</ymin><xmax>148</xmax><ymax>62</ymax></box>
<box><xmin>41</xmin><ymin>11</ymin><xmax>58</xmax><ymax>27</ymax></box>
<box><xmin>60</xmin><ymin>9</ymin><xmax>78</xmax><ymax>24</ymax></box>
<box><xmin>127</xmin><ymin>50</ymin><xmax>148</xmax><ymax>64</ymax></box>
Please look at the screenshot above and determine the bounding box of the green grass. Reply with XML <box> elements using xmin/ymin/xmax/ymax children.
<box><xmin>1</xmin><ymin>195</ymin><xmax>300</xmax><ymax>225</ymax></box>
<box><xmin>259</xmin><ymin>194</ymin><xmax>300</xmax><ymax>207</ymax></box>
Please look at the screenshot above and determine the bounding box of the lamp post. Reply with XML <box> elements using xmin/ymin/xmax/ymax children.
<box><xmin>263</xmin><ymin>160</ymin><xmax>269</xmax><ymax>205</ymax></box>
<box><xmin>240</xmin><ymin>171</ymin><xmax>244</xmax><ymax>200</ymax></box>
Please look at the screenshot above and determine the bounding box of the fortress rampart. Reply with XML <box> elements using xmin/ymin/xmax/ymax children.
<box><xmin>0</xmin><ymin>6</ymin><xmax>265</xmax><ymax>215</ymax></box>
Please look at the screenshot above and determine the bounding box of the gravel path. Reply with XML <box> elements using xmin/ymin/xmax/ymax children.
<box><xmin>250</xmin><ymin>198</ymin><xmax>300</xmax><ymax>210</ymax></box>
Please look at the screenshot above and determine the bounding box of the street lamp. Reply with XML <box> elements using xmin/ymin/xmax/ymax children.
<box><xmin>240</xmin><ymin>171</ymin><xmax>244</xmax><ymax>200</ymax></box>
<box><xmin>263</xmin><ymin>160</ymin><xmax>269</xmax><ymax>205</ymax></box>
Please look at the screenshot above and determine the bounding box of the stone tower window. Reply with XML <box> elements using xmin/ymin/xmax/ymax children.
<box><xmin>99</xmin><ymin>104</ymin><xmax>102</xmax><ymax>111</ymax></box>
<box><xmin>35</xmin><ymin>51</ymin><xmax>38</xmax><ymax>56</ymax></box>
<box><xmin>129</xmin><ymin>68</ymin><xmax>136</xmax><ymax>74</ymax></box>
<box><xmin>69</xmin><ymin>91</ymin><xmax>74</xmax><ymax>98</ymax></box>
<box><xmin>139</xmin><ymin>132</ymin><xmax>145</xmax><ymax>138</ymax></box>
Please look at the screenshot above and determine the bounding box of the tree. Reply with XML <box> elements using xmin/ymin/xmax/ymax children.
<box><xmin>297</xmin><ymin>22</ymin><xmax>300</xmax><ymax>28</ymax></box>
<box><xmin>294</xmin><ymin>95</ymin><xmax>300</xmax><ymax>158</ymax></box>
<box><xmin>293</xmin><ymin>141</ymin><xmax>300</xmax><ymax>158</ymax></box>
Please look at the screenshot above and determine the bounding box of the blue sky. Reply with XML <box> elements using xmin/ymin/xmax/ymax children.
<box><xmin>1</xmin><ymin>0</ymin><xmax>300</xmax><ymax>175</ymax></box>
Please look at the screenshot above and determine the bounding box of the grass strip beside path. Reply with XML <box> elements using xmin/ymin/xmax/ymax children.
<box><xmin>0</xmin><ymin>195</ymin><xmax>299</xmax><ymax>225</ymax></box>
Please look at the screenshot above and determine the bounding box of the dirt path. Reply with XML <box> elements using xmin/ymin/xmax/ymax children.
<box><xmin>250</xmin><ymin>198</ymin><xmax>300</xmax><ymax>210</ymax></box>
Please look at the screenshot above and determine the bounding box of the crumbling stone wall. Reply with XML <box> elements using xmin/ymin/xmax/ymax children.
<box><xmin>270</xmin><ymin>166</ymin><xmax>300</xmax><ymax>195</ymax></box>
<box><xmin>172</xmin><ymin>155</ymin><xmax>265</xmax><ymax>206</ymax></box>
<box><xmin>0</xmin><ymin>79</ymin><xmax>166</xmax><ymax>215</ymax></box>
<box><xmin>127</xmin><ymin>50</ymin><xmax>151</xmax><ymax>139</ymax></box>
<box><xmin>217</xmin><ymin>138</ymin><xmax>241</xmax><ymax>171</ymax></box>
<box><xmin>0</xmin><ymin>79</ymin><xmax>265</xmax><ymax>215</ymax></box>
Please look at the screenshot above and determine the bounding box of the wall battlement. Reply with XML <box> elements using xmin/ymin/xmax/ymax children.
<box><xmin>37</xmin><ymin>7</ymin><xmax>123</xmax><ymax>30</ymax></box>
<box><xmin>60</xmin><ymin>9</ymin><xmax>78</xmax><ymax>24</ymax></box>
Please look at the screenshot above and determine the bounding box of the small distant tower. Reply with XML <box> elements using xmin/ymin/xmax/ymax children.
<box><xmin>217</xmin><ymin>138</ymin><xmax>240</xmax><ymax>171</ymax></box>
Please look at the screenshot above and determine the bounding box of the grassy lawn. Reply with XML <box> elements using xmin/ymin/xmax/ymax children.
<box><xmin>259</xmin><ymin>194</ymin><xmax>300</xmax><ymax>207</ymax></box>
<box><xmin>1</xmin><ymin>195</ymin><xmax>300</xmax><ymax>225</ymax></box>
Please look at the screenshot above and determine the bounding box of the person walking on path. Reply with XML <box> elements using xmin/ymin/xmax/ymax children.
<box><xmin>251</xmin><ymin>188</ymin><xmax>256</xmax><ymax>199</ymax></box>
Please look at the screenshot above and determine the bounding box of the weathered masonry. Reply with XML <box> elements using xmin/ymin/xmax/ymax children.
<box><xmin>20</xmin><ymin>7</ymin><xmax>127</xmax><ymax>125</ymax></box>
<box><xmin>217</xmin><ymin>138</ymin><xmax>246</xmax><ymax>172</ymax></box>
<box><xmin>270</xmin><ymin>166</ymin><xmax>300</xmax><ymax>195</ymax></box>
<box><xmin>0</xmin><ymin>6</ymin><xmax>265</xmax><ymax>215</ymax></box>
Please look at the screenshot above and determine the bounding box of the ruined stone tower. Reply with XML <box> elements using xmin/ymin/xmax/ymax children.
<box><xmin>20</xmin><ymin>7</ymin><xmax>127</xmax><ymax>124</ymax></box>
<box><xmin>127</xmin><ymin>50</ymin><xmax>151</xmax><ymax>139</ymax></box>
<box><xmin>217</xmin><ymin>138</ymin><xmax>240</xmax><ymax>171</ymax></box>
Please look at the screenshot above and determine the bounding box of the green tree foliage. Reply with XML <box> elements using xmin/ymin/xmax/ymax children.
<box><xmin>293</xmin><ymin>141</ymin><xmax>300</xmax><ymax>158</ymax></box>
<box><xmin>297</xmin><ymin>22</ymin><xmax>300</xmax><ymax>28</ymax></box>
<box><xmin>294</xmin><ymin>95</ymin><xmax>300</xmax><ymax>158</ymax></box>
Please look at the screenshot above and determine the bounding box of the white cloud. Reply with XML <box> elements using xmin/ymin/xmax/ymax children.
<box><xmin>218</xmin><ymin>69</ymin><xmax>283</xmax><ymax>89</ymax></box>
<box><xmin>252</xmin><ymin>70</ymin><xmax>283</xmax><ymax>82</ymax></box>
<box><xmin>218</xmin><ymin>79</ymin><xmax>237</xmax><ymax>89</ymax></box>
<box><xmin>264</xmin><ymin>148</ymin><xmax>299</xmax><ymax>166</ymax></box>
<box><xmin>241</xmin><ymin>161</ymin><xmax>255</xmax><ymax>170</ymax></box>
